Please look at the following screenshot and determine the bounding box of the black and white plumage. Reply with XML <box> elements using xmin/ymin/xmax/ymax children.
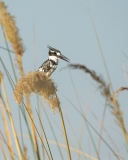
<box><xmin>38</xmin><ymin>45</ymin><xmax>70</xmax><ymax>76</ymax></box>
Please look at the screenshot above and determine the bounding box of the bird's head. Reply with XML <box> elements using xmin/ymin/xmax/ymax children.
<box><xmin>47</xmin><ymin>45</ymin><xmax>70</xmax><ymax>63</ymax></box>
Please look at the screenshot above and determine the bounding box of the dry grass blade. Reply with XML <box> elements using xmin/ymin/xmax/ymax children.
<box><xmin>23</xmin><ymin>146</ymin><xmax>29</xmax><ymax>160</ymax></box>
<box><xmin>60</xmin><ymin>108</ymin><xmax>72</xmax><ymax>160</ymax></box>
<box><xmin>90</xmin><ymin>110</ymin><xmax>123</xmax><ymax>158</ymax></box>
<box><xmin>1</xmin><ymin>76</ymin><xmax>22</xmax><ymax>160</ymax></box>
<box><xmin>0</xmin><ymin>92</ymin><xmax>15</xmax><ymax>159</ymax></box>
<box><xmin>14</xmin><ymin>71</ymin><xmax>59</xmax><ymax>112</ymax></box>
<box><xmin>0</xmin><ymin>137</ymin><xmax>8</xmax><ymax>160</ymax></box>
<box><xmin>2</xmin><ymin>130</ymin><xmax>99</xmax><ymax>160</ymax></box>
<box><xmin>110</xmin><ymin>87</ymin><xmax>128</xmax><ymax>143</ymax></box>
<box><xmin>65</xmin><ymin>97</ymin><xmax>121</xmax><ymax>160</ymax></box>
<box><xmin>0</xmin><ymin>131</ymin><xmax>19</xmax><ymax>159</ymax></box>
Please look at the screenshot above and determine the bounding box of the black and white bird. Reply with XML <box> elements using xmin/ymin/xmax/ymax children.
<box><xmin>38</xmin><ymin>45</ymin><xmax>70</xmax><ymax>76</ymax></box>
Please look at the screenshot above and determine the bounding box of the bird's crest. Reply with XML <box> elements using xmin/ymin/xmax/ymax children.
<box><xmin>47</xmin><ymin>45</ymin><xmax>60</xmax><ymax>53</ymax></box>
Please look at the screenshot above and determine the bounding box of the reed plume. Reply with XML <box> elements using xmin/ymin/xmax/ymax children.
<box><xmin>68</xmin><ymin>64</ymin><xmax>128</xmax><ymax>143</ymax></box>
<box><xmin>0</xmin><ymin>2</ymin><xmax>25</xmax><ymax>77</ymax></box>
<box><xmin>68</xmin><ymin>64</ymin><xmax>111</xmax><ymax>99</ymax></box>
<box><xmin>14</xmin><ymin>71</ymin><xmax>59</xmax><ymax>112</ymax></box>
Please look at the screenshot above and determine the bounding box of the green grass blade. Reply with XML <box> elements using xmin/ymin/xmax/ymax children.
<box><xmin>37</xmin><ymin>95</ymin><xmax>45</xmax><ymax>160</ymax></box>
<box><xmin>36</xmin><ymin>108</ymin><xmax>54</xmax><ymax>160</ymax></box>
<box><xmin>87</xmin><ymin>5</ymin><xmax>113</xmax><ymax>92</ymax></box>
<box><xmin>20</xmin><ymin>103</ymin><xmax>38</xmax><ymax>160</ymax></box>
<box><xmin>0</xmin><ymin>45</ymin><xmax>14</xmax><ymax>53</ymax></box>
<box><xmin>0</xmin><ymin>57</ymin><xmax>15</xmax><ymax>87</ymax></box>
<box><xmin>1</xmin><ymin>26</ymin><xmax>17</xmax><ymax>82</ymax></box>
<box><xmin>0</xmin><ymin>58</ymin><xmax>14</xmax><ymax>90</ymax></box>
<box><xmin>42</xmin><ymin>104</ymin><xmax>64</xmax><ymax>160</ymax></box>
<box><xmin>22</xmin><ymin>101</ymin><xmax>51</xmax><ymax>160</ymax></box>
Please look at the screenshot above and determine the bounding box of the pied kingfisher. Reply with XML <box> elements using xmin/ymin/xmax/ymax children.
<box><xmin>38</xmin><ymin>45</ymin><xmax>70</xmax><ymax>76</ymax></box>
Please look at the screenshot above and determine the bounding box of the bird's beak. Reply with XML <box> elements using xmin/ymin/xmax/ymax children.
<box><xmin>58</xmin><ymin>54</ymin><xmax>70</xmax><ymax>63</ymax></box>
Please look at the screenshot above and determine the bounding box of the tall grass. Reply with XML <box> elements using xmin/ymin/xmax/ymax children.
<box><xmin>0</xmin><ymin>1</ymin><xmax>127</xmax><ymax>160</ymax></box>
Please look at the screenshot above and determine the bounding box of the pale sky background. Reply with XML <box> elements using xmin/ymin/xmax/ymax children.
<box><xmin>0</xmin><ymin>1</ymin><xmax>128</xmax><ymax>160</ymax></box>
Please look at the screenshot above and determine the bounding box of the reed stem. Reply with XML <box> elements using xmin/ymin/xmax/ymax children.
<box><xmin>55</xmin><ymin>93</ymin><xmax>72</xmax><ymax>160</ymax></box>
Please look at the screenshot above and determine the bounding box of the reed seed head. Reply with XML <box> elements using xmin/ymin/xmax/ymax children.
<box><xmin>14</xmin><ymin>71</ymin><xmax>59</xmax><ymax>112</ymax></box>
<box><xmin>68</xmin><ymin>64</ymin><xmax>128</xmax><ymax>142</ymax></box>
<box><xmin>68</xmin><ymin>64</ymin><xmax>111</xmax><ymax>98</ymax></box>
<box><xmin>0</xmin><ymin>2</ymin><xmax>24</xmax><ymax>56</ymax></box>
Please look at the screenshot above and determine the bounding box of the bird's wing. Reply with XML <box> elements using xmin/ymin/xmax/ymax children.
<box><xmin>38</xmin><ymin>60</ymin><xmax>51</xmax><ymax>72</ymax></box>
